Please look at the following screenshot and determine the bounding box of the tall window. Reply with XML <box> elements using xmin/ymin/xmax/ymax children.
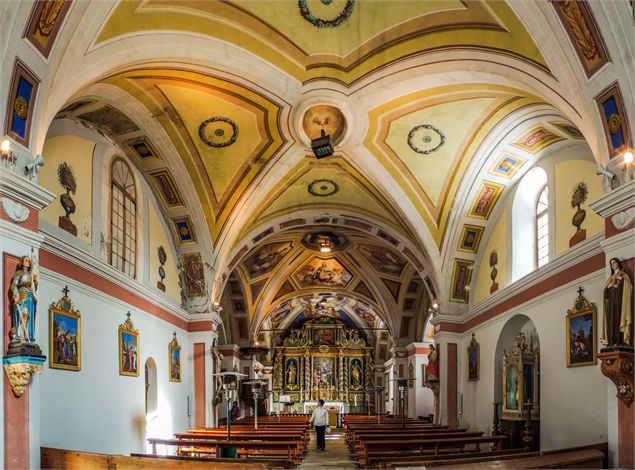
<box><xmin>536</xmin><ymin>186</ymin><xmax>549</xmax><ymax>268</ymax></box>
<box><xmin>111</xmin><ymin>159</ymin><xmax>136</xmax><ymax>277</ymax></box>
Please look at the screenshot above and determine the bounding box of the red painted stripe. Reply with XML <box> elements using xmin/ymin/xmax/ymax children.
<box><xmin>447</xmin><ymin>343</ymin><xmax>457</xmax><ymax>428</ymax></box>
<box><xmin>188</xmin><ymin>321</ymin><xmax>212</xmax><ymax>332</ymax></box>
<box><xmin>440</xmin><ymin>253</ymin><xmax>605</xmax><ymax>333</ymax></box>
<box><xmin>407</xmin><ymin>347</ymin><xmax>431</xmax><ymax>357</ymax></box>
<box><xmin>40</xmin><ymin>250</ymin><xmax>188</xmax><ymax>330</ymax></box>
<box><xmin>194</xmin><ymin>343</ymin><xmax>206</xmax><ymax>428</ymax></box>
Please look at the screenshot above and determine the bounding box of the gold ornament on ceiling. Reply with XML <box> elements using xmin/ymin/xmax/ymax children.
<box><xmin>14</xmin><ymin>96</ymin><xmax>28</xmax><ymax>120</ymax></box>
<box><xmin>607</xmin><ymin>114</ymin><xmax>621</xmax><ymax>135</ymax></box>
<box><xmin>302</xmin><ymin>105</ymin><xmax>346</xmax><ymax>146</ymax></box>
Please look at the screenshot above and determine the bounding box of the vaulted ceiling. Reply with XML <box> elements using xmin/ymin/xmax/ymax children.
<box><xmin>44</xmin><ymin>0</ymin><xmax>597</xmax><ymax>350</ymax></box>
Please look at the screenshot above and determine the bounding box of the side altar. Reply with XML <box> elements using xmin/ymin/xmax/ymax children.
<box><xmin>272</xmin><ymin>317</ymin><xmax>374</xmax><ymax>412</ymax></box>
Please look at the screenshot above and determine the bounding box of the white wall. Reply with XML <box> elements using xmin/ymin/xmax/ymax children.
<box><xmin>460</xmin><ymin>269</ymin><xmax>608</xmax><ymax>449</ymax></box>
<box><xmin>38</xmin><ymin>272</ymin><xmax>191</xmax><ymax>455</ymax></box>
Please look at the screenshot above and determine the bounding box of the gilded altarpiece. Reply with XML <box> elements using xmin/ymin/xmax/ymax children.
<box><xmin>272</xmin><ymin>318</ymin><xmax>373</xmax><ymax>409</ymax></box>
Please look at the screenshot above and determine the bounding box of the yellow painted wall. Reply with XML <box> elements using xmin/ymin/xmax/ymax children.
<box><xmin>39</xmin><ymin>135</ymin><xmax>95</xmax><ymax>244</ymax></box>
<box><xmin>147</xmin><ymin>198</ymin><xmax>180</xmax><ymax>301</ymax></box>
<box><xmin>473</xmin><ymin>206</ymin><xmax>508</xmax><ymax>304</ymax></box>
<box><xmin>554</xmin><ymin>160</ymin><xmax>604</xmax><ymax>256</ymax></box>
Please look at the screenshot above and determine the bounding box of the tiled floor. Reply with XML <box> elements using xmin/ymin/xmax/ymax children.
<box><xmin>298</xmin><ymin>429</ymin><xmax>357</xmax><ymax>469</ymax></box>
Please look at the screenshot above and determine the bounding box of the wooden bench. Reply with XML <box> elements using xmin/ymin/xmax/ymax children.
<box><xmin>147</xmin><ymin>437</ymin><xmax>302</xmax><ymax>465</ymax></box>
<box><xmin>349</xmin><ymin>431</ymin><xmax>482</xmax><ymax>455</ymax></box>
<box><xmin>40</xmin><ymin>447</ymin><xmax>269</xmax><ymax>469</ymax></box>
<box><xmin>356</xmin><ymin>435</ymin><xmax>507</xmax><ymax>468</ymax></box>
<box><xmin>377</xmin><ymin>448</ymin><xmax>531</xmax><ymax>468</ymax></box>
<box><xmin>427</xmin><ymin>448</ymin><xmax>605</xmax><ymax>469</ymax></box>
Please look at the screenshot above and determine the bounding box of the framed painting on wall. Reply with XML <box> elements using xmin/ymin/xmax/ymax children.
<box><xmin>566</xmin><ymin>292</ymin><xmax>597</xmax><ymax>367</ymax></box>
<box><xmin>168</xmin><ymin>333</ymin><xmax>181</xmax><ymax>382</ymax></box>
<box><xmin>119</xmin><ymin>312</ymin><xmax>139</xmax><ymax>377</ymax></box>
<box><xmin>49</xmin><ymin>288</ymin><xmax>81</xmax><ymax>371</ymax></box>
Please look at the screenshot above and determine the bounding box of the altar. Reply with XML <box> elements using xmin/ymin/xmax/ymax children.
<box><xmin>271</xmin><ymin>317</ymin><xmax>375</xmax><ymax>411</ymax></box>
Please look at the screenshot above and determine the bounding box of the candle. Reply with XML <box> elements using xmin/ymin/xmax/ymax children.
<box><xmin>354</xmin><ymin>395</ymin><xmax>357</xmax><ymax>407</ymax></box>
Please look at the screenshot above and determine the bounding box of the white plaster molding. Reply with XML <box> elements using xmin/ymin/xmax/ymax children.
<box><xmin>0</xmin><ymin>167</ymin><xmax>55</xmax><ymax>211</ymax></box>
<box><xmin>589</xmin><ymin>180</ymin><xmax>635</xmax><ymax>218</ymax></box>
<box><xmin>600</xmin><ymin>228</ymin><xmax>635</xmax><ymax>259</ymax></box>
<box><xmin>611</xmin><ymin>208</ymin><xmax>635</xmax><ymax>229</ymax></box>
<box><xmin>0</xmin><ymin>197</ymin><xmax>30</xmax><ymax>222</ymax></box>
<box><xmin>40</xmin><ymin>227</ymin><xmax>193</xmax><ymax>322</ymax></box>
<box><xmin>465</xmin><ymin>233</ymin><xmax>604</xmax><ymax>321</ymax></box>
<box><xmin>458</xmin><ymin>270</ymin><xmax>604</xmax><ymax>336</ymax></box>
<box><xmin>0</xmin><ymin>219</ymin><xmax>46</xmax><ymax>248</ymax></box>
<box><xmin>39</xmin><ymin>269</ymin><xmax>190</xmax><ymax>333</ymax></box>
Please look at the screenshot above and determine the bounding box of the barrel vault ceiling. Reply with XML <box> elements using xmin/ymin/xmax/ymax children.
<box><xmin>48</xmin><ymin>0</ymin><xmax>594</xmax><ymax>343</ymax></box>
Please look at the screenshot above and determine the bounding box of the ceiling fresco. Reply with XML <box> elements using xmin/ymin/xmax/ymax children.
<box><xmin>95</xmin><ymin>0</ymin><xmax>547</xmax><ymax>84</ymax></box>
<box><xmin>37</xmin><ymin>0</ymin><xmax>607</xmax><ymax>360</ymax></box>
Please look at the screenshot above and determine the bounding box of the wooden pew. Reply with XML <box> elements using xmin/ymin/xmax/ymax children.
<box><xmin>378</xmin><ymin>448</ymin><xmax>531</xmax><ymax>468</ymax></box>
<box><xmin>41</xmin><ymin>447</ymin><xmax>268</xmax><ymax>469</ymax></box>
<box><xmin>427</xmin><ymin>448</ymin><xmax>605</xmax><ymax>469</ymax></box>
<box><xmin>349</xmin><ymin>431</ymin><xmax>483</xmax><ymax>457</ymax></box>
<box><xmin>147</xmin><ymin>437</ymin><xmax>302</xmax><ymax>465</ymax></box>
<box><xmin>175</xmin><ymin>431</ymin><xmax>309</xmax><ymax>454</ymax></box>
<box><xmin>355</xmin><ymin>435</ymin><xmax>507</xmax><ymax>468</ymax></box>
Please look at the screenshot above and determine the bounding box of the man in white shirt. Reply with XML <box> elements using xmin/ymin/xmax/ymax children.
<box><xmin>309</xmin><ymin>399</ymin><xmax>329</xmax><ymax>451</ymax></box>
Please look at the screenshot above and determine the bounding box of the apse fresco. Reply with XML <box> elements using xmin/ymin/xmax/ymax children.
<box><xmin>357</xmin><ymin>243</ymin><xmax>406</xmax><ymax>277</ymax></box>
<box><xmin>294</xmin><ymin>257</ymin><xmax>352</xmax><ymax>288</ymax></box>
<box><xmin>242</xmin><ymin>241</ymin><xmax>293</xmax><ymax>278</ymax></box>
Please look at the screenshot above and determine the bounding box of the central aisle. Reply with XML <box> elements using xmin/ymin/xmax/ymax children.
<box><xmin>299</xmin><ymin>429</ymin><xmax>356</xmax><ymax>469</ymax></box>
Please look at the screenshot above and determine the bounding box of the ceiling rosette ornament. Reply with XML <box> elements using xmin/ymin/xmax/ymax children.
<box><xmin>198</xmin><ymin>116</ymin><xmax>238</xmax><ymax>148</ymax></box>
<box><xmin>407</xmin><ymin>124</ymin><xmax>446</xmax><ymax>155</ymax></box>
<box><xmin>298</xmin><ymin>0</ymin><xmax>355</xmax><ymax>28</ymax></box>
<box><xmin>308</xmin><ymin>179</ymin><xmax>339</xmax><ymax>197</ymax></box>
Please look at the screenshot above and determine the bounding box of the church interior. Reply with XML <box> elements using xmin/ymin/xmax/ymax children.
<box><xmin>0</xmin><ymin>1</ymin><xmax>634</xmax><ymax>468</ymax></box>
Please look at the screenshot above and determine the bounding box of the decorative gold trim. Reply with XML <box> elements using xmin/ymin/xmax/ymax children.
<box><xmin>565</xmin><ymin>292</ymin><xmax>597</xmax><ymax>367</ymax></box>
<box><xmin>168</xmin><ymin>333</ymin><xmax>181</xmax><ymax>382</ymax></box>
<box><xmin>118</xmin><ymin>313</ymin><xmax>139</xmax><ymax>377</ymax></box>
<box><xmin>49</xmin><ymin>288</ymin><xmax>81</xmax><ymax>371</ymax></box>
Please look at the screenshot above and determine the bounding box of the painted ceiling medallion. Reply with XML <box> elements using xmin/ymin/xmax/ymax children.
<box><xmin>14</xmin><ymin>96</ymin><xmax>28</xmax><ymax>120</ymax></box>
<box><xmin>407</xmin><ymin>124</ymin><xmax>446</xmax><ymax>155</ymax></box>
<box><xmin>298</xmin><ymin>0</ymin><xmax>355</xmax><ymax>28</ymax></box>
<box><xmin>198</xmin><ymin>116</ymin><xmax>238</xmax><ymax>148</ymax></box>
<box><xmin>302</xmin><ymin>104</ymin><xmax>347</xmax><ymax>145</ymax></box>
<box><xmin>308</xmin><ymin>179</ymin><xmax>339</xmax><ymax>197</ymax></box>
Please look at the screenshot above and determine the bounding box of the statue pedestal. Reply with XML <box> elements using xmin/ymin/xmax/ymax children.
<box><xmin>2</xmin><ymin>354</ymin><xmax>46</xmax><ymax>397</ymax></box>
<box><xmin>599</xmin><ymin>348</ymin><xmax>634</xmax><ymax>469</ymax></box>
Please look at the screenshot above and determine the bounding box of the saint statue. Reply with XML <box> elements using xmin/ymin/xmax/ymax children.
<box><xmin>427</xmin><ymin>344</ymin><xmax>439</xmax><ymax>381</ymax></box>
<box><xmin>287</xmin><ymin>362</ymin><xmax>297</xmax><ymax>385</ymax></box>
<box><xmin>601</xmin><ymin>258</ymin><xmax>633</xmax><ymax>347</ymax></box>
<box><xmin>10</xmin><ymin>254</ymin><xmax>39</xmax><ymax>345</ymax></box>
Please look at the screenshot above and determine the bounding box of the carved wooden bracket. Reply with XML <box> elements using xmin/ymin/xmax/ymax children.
<box><xmin>2</xmin><ymin>358</ymin><xmax>45</xmax><ymax>397</ymax></box>
<box><xmin>599</xmin><ymin>349</ymin><xmax>634</xmax><ymax>407</ymax></box>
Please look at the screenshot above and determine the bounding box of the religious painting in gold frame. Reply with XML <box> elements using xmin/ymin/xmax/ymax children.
<box><xmin>49</xmin><ymin>288</ymin><xmax>81</xmax><ymax>371</ymax></box>
<box><xmin>168</xmin><ymin>333</ymin><xmax>181</xmax><ymax>382</ymax></box>
<box><xmin>118</xmin><ymin>313</ymin><xmax>139</xmax><ymax>377</ymax></box>
<box><xmin>566</xmin><ymin>292</ymin><xmax>597</xmax><ymax>368</ymax></box>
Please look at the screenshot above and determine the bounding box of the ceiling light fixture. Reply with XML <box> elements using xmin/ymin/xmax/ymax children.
<box><xmin>319</xmin><ymin>241</ymin><xmax>332</xmax><ymax>253</ymax></box>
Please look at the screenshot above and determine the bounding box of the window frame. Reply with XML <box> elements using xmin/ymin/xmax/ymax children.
<box><xmin>535</xmin><ymin>185</ymin><xmax>549</xmax><ymax>268</ymax></box>
<box><xmin>109</xmin><ymin>157</ymin><xmax>137</xmax><ymax>278</ymax></box>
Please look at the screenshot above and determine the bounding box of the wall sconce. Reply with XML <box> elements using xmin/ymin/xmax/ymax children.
<box><xmin>428</xmin><ymin>299</ymin><xmax>439</xmax><ymax>317</ymax></box>
<box><xmin>624</xmin><ymin>150</ymin><xmax>633</xmax><ymax>183</ymax></box>
<box><xmin>1</xmin><ymin>138</ymin><xmax>16</xmax><ymax>169</ymax></box>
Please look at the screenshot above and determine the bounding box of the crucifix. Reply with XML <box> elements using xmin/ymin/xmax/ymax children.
<box><xmin>576</xmin><ymin>286</ymin><xmax>584</xmax><ymax>298</ymax></box>
<box><xmin>62</xmin><ymin>286</ymin><xmax>70</xmax><ymax>297</ymax></box>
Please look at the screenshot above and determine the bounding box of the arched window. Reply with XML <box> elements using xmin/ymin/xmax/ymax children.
<box><xmin>110</xmin><ymin>159</ymin><xmax>137</xmax><ymax>277</ymax></box>
<box><xmin>536</xmin><ymin>186</ymin><xmax>549</xmax><ymax>268</ymax></box>
<box><xmin>512</xmin><ymin>167</ymin><xmax>547</xmax><ymax>281</ymax></box>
